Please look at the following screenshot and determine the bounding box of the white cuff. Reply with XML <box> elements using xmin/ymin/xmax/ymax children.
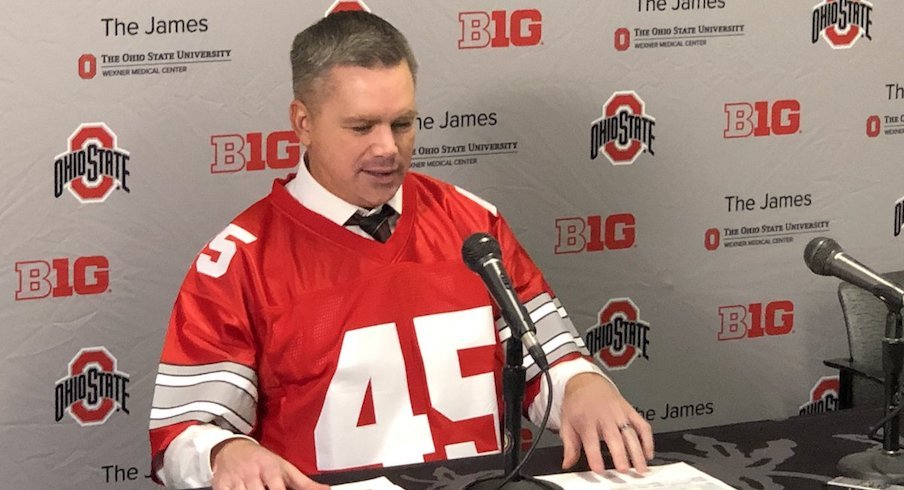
<box><xmin>158</xmin><ymin>424</ymin><xmax>258</xmax><ymax>488</ymax></box>
<box><xmin>527</xmin><ymin>357</ymin><xmax>615</xmax><ymax>430</ymax></box>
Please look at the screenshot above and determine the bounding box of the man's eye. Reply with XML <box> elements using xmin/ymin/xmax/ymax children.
<box><xmin>351</xmin><ymin>126</ymin><xmax>371</xmax><ymax>134</ymax></box>
<box><xmin>392</xmin><ymin>122</ymin><xmax>413</xmax><ymax>132</ymax></box>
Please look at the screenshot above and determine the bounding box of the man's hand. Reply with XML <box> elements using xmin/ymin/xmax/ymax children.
<box><xmin>210</xmin><ymin>438</ymin><xmax>329</xmax><ymax>490</ymax></box>
<box><xmin>559</xmin><ymin>373</ymin><xmax>654</xmax><ymax>474</ymax></box>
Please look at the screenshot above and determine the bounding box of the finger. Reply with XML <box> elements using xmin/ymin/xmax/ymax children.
<box><xmin>244</xmin><ymin>478</ymin><xmax>266</xmax><ymax>490</ymax></box>
<box><xmin>559</xmin><ymin>422</ymin><xmax>581</xmax><ymax>470</ymax></box>
<box><xmin>620</xmin><ymin>425</ymin><xmax>648</xmax><ymax>473</ymax></box>
<box><xmin>262</xmin><ymin>474</ymin><xmax>286</xmax><ymax>490</ymax></box>
<box><xmin>261</xmin><ymin>466</ymin><xmax>285</xmax><ymax>490</ymax></box>
<box><xmin>628</xmin><ymin>413</ymin><xmax>655</xmax><ymax>460</ymax></box>
<box><xmin>601</xmin><ymin>423</ymin><xmax>630</xmax><ymax>473</ymax></box>
<box><xmin>284</xmin><ymin>463</ymin><xmax>329</xmax><ymax>490</ymax></box>
<box><xmin>213</xmin><ymin>474</ymin><xmax>241</xmax><ymax>490</ymax></box>
<box><xmin>581</xmin><ymin>422</ymin><xmax>608</xmax><ymax>474</ymax></box>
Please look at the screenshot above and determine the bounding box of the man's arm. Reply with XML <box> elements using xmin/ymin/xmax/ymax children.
<box><xmin>159</xmin><ymin>425</ymin><xmax>327</xmax><ymax>490</ymax></box>
<box><xmin>527</xmin><ymin>358</ymin><xmax>654</xmax><ymax>473</ymax></box>
<box><xmin>489</xmin><ymin>212</ymin><xmax>654</xmax><ymax>473</ymax></box>
<box><xmin>157</xmin><ymin>425</ymin><xmax>253</xmax><ymax>487</ymax></box>
<box><xmin>559</xmin><ymin>371</ymin><xmax>654</xmax><ymax>473</ymax></box>
<box><xmin>209</xmin><ymin>438</ymin><xmax>327</xmax><ymax>490</ymax></box>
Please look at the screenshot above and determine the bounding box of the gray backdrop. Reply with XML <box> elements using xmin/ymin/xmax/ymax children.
<box><xmin>1</xmin><ymin>0</ymin><xmax>900</xmax><ymax>487</ymax></box>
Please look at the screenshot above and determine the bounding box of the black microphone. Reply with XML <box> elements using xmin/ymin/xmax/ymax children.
<box><xmin>804</xmin><ymin>236</ymin><xmax>904</xmax><ymax>308</ymax></box>
<box><xmin>462</xmin><ymin>233</ymin><xmax>549</xmax><ymax>370</ymax></box>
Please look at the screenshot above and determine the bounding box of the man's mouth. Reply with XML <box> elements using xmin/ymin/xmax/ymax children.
<box><xmin>362</xmin><ymin>168</ymin><xmax>397</xmax><ymax>178</ymax></box>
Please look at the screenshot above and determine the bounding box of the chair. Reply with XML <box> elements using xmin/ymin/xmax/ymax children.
<box><xmin>823</xmin><ymin>271</ymin><xmax>904</xmax><ymax>409</ymax></box>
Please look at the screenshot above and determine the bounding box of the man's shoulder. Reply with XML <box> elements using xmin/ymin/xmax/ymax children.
<box><xmin>195</xmin><ymin>177</ymin><xmax>290</xmax><ymax>251</ymax></box>
<box><xmin>408</xmin><ymin>172</ymin><xmax>499</xmax><ymax>219</ymax></box>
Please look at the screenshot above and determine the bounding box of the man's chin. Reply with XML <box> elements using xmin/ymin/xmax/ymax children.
<box><xmin>358</xmin><ymin>187</ymin><xmax>400</xmax><ymax>208</ymax></box>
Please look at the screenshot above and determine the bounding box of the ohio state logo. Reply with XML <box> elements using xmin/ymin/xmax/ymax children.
<box><xmin>54</xmin><ymin>347</ymin><xmax>130</xmax><ymax>426</ymax></box>
<box><xmin>811</xmin><ymin>0</ymin><xmax>873</xmax><ymax>49</ymax></box>
<box><xmin>590</xmin><ymin>91</ymin><xmax>656</xmax><ymax>165</ymax></box>
<box><xmin>798</xmin><ymin>376</ymin><xmax>839</xmax><ymax>415</ymax></box>
<box><xmin>326</xmin><ymin>0</ymin><xmax>369</xmax><ymax>15</ymax></box>
<box><xmin>584</xmin><ymin>298</ymin><xmax>650</xmax><ymax>370</ymax></box>
<box><xmin>53</xmin><ymin>123</ymin><xmax>130</xmax><ymax>203</ymax></box>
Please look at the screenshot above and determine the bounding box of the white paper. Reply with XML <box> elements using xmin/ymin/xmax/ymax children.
<box><xmin>828</xmin><ymin>476</ymin><xmax>904</xmax><ymax>490</ymax></box>
<box><xmin>331</xmin><ymin>476</ymin><xmax>406</xmax><ymax>490</ymax></box>
<box><xmin>536</xmin><ymin>462</ymin><xmax>736</xmax><ymax>489</ymax></box>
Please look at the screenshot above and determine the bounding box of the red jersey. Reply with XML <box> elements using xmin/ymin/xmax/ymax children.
<box><xmin>149</xmin><ymin>172</ymin><xmax>587</xmax><ymax>475</ymax></box>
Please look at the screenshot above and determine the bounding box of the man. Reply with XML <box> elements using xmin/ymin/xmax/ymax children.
<box><xmin>150</xmin><ymin>10</ymin><xmax>653</xmax><ymax>490</ymax></box>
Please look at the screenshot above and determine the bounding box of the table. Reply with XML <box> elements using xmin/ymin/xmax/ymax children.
<box><xmin>192</xmin><ymin>407</ymin><xmax>891</xmax><ymax>489</ymax></box>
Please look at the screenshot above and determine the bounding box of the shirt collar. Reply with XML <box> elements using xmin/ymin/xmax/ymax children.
<box><xmin>285</xmin><ymin>153</ymin><xmax>403</xmax><ymax>225</ymax></box>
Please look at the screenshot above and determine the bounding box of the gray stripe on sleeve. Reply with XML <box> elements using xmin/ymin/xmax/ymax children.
<box><xmin>151</xmin><ymin>380</ymin><xmax>257</xmax><ymax>425</ymax></box>
<box><xmin>148</xmin><ymin>409</ymin><xmax>247</xmax><ymax>434</ymax></box>
<box><xmin>158</xmin><ymin>361</ymin><xmax>257</xmax><ymax>384</ymax></box>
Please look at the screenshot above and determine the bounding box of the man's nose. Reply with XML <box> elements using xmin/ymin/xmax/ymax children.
<box><xmin>369</xmin><ymin>124</ymin><xmax>398</xmax><ymax>158</ymax></box>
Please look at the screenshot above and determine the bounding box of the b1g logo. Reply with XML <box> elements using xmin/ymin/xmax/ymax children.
<box><xmin>811</xmin><ymin>0</ymin><xmax>873</xmax><ymax>49</ymax></box>
<box><xmin>54</xmin><ymin>123</ymin><xmax>131</xmax><ymax>203</ymax></box>
<box><xmin>555</xmin><ymin>214</ymin><xmax>636</xmax><ymax>254</ymax></box>
<box><xmin>590</xmin><ymin>91</ymin><xmax>656</xmax><ymax>165</ymax></box>
<box><xmin>326</xmin><ymin>0</ymin><xmax>368</xmax><ymax>15</ymax></box>
<box><xmin>723</xmin><ymin>100</ymin><xmax>800</xmax><ymax>138</ymax></box>
<box><xmin>458</xmin><ymin>10</ymin><xmax>542</xmax><ymax>49</ymax></box>
<box><xmin>585</xmin><ymin>298</ymin><xmax>650</xmax><ymax>370</ymax></box>
<box><xmin>210</xmin><ymin>131</ymin><xmax>300</xmax><ymax>173</ymax></box>
<box><xmin>894</xmin><ymin>196</ymin><xmax>904</xmax><ymax>237</ymax></box>
<box><xmin>798</xmin><ymin>376</ymin><xmax>839</xmax><ymax>415</ymax></box>
<box><xmin>54</xmin><ymin>347</ymin><xmax>130</xmax><ymax>426</ymax></box>
<box><xmin>718</xmin><ymin>300</ymin><xmax>794</xmax><ymax>340</ymax></box>
<box><xmin>15</xmin><ymin>256</ymin><xmax>110</xmax><ymax>301</ymax></box>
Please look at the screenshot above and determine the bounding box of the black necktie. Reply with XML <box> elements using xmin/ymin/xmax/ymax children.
<box><xmin>345</xmin><ymin>205</ymin><xmax>397</xmax><ymax>243</ymax></box>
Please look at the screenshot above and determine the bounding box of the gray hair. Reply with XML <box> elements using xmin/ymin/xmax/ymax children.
<box><xmin>290</xmin><ymin>10</ymin><xmax>418</xmax><ymax>107</ymax></box>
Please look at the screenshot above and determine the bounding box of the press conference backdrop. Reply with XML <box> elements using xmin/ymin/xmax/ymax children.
<box><xmin>1</xmin><ymin>0</ymin><xmax>901</xmax><ymax>487</ymax></box>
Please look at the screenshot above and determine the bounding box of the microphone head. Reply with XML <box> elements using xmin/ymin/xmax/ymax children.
<box><xmin>804</xmin><ymin>236</ymin><xmax>843</xmax><ymax>276</ymax></box>
<box><xmin>462</xmin><ymin>232</ymin><xmax>501</xmax><ymax>272</ymax></box>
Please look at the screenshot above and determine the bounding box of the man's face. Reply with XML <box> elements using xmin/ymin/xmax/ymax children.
<box><xmin>291</xmin><ymin>61</ymin><xmax>417</xmax><ymax>209</ymax></box>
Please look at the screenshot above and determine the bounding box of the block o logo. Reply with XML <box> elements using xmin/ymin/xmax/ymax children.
<box><xmin>866</xmin><ymin>115</ymin><xmax>880</xmax><ymax>138</ymax></box>
<box><xmin>704</xmin><ymin>228</ymin><xmax>721</xmax><ymax>251</ymax></box>
<box><xmin>53</xmin><ymin>123</ymin><xmax>131</xmax><ymax>203</ymax></box>
<box><xmin>584</xmin><ymin>298</ymin><xmax>650</xmax><ymax>370</ymax></box>
<box><xmin>326</xmin><ymin>0</ymin><xmax>369</xmax><ymax>15</ymax></box>
<box><xmin>590</xmin><ymin>91</ymin><xmax>656</xmax><ymax>166</ymax></box>
<box><xmin>78</xmin><ymin>54</ymin><xmax>96</xmax><ymax>80</ymax></box>
<box><xmin>54</xmin><ymin>347</ymin><xmax>130</xmax><ymax>426</ymax></box>
<box><xmin>799</xmin><ymin>376</ymin><xmax>840</xmax><ymax>414</ymax></box>
<box><xmin>811</xmin><ymin>0</ymin><xmax>873</xmax><ymax>49</ymax></box>
<box><xmin>614</xmin><ymin>28</ymin><xmax>630</xmax><ymax>51</ymax></box>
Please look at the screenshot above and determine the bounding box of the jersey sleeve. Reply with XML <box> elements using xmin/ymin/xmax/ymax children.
<box><xmin>483</xmin><ymin>210</ymin><xmax>601</xmax><ymax>421</ymax></box>
<box><xmin>491</xmin><ymin>213</ymin><xmax>591</xmax><ymax>379</ymax></box>
<box><xmin>148</xmin><ymin>223</ymin><xmax>262</xmax><ymax>478</ymax></box>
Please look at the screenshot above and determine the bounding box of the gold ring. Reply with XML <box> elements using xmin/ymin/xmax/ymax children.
<box><xmin>618</xmin><ymin>422</ymin><xmax>633</xmax><ymax>432</ymax></box>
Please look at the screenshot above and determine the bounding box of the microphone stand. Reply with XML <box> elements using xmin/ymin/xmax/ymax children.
<box><xmin>463</xmin><ymin>335</ymin><xmax>560</xmax><ymax>490</ymax></box>
<box><xmin>838</xmin><ymin>302</ymin><xmax>904</xmax><ymax>483</ymax></box>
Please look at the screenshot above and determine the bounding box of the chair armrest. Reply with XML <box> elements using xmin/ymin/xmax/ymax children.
<box><xmin>823</xmin><ymin>358</ymin><xmax>883</xmax><ymax>384</ymax></box>
<box><xmin>823</xmin><ymin>357</ymin><xmax>883</xmax><ymax>410</ymax></box>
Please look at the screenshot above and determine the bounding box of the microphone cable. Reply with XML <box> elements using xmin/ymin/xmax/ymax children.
<box><xmin>867</xmin><ymin>390</ymin><xmax>904</xmax><ymax>442</ymax></box>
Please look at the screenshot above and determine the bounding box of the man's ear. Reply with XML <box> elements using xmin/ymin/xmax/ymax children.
<box><xmin>290</xmin><ymin>99</ymin><xmax>313</xmax><ymax>147</ymax></box>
